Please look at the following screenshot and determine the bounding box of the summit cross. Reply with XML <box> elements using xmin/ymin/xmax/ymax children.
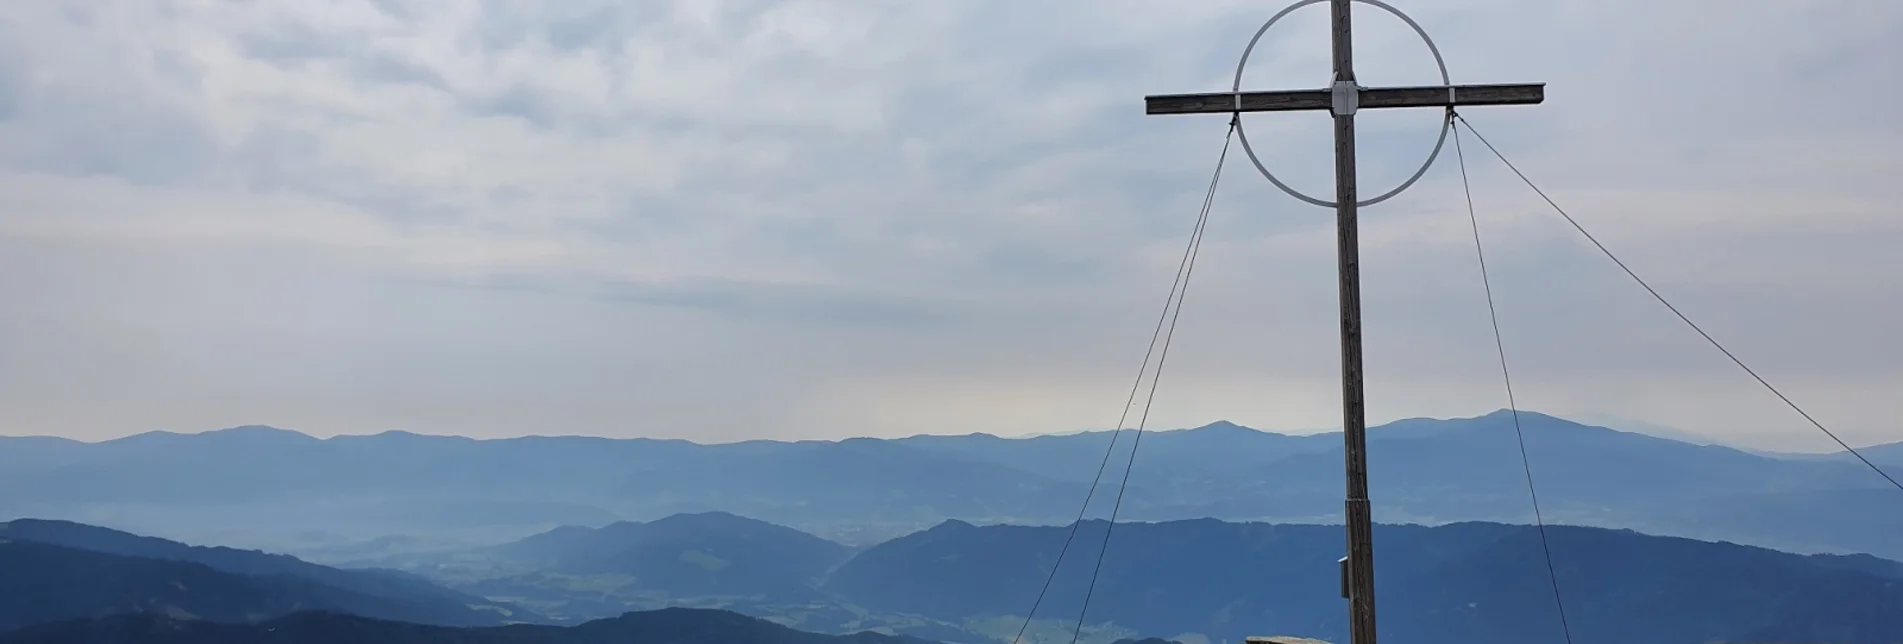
<box><xmin>1141</xmin><ymin>2</ymin><xmax>1546</xmax><ymax>644</ymax></box>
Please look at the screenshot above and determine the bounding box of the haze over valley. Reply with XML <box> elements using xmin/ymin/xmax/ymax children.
<box><xmin>4</xmin><ymin>411</ymin><xmax>1903</xmax><ymax>643</ymax></box>
<box><xmin>7</xmin><ymin>412</ymin><xmax>1899</xmax><ymax>560</ymax></box>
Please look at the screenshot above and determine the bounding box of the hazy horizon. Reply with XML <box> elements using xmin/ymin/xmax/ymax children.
<box><xmin>4</xmin><ymin>409</ymin><xmax>1877</xmax><ymax>454</ymax></box>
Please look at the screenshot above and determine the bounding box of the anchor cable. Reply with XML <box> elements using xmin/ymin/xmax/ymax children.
<box><xmin>1066</xmin><ymin>117</ymin><xmax>1236</xmax><ymax>644</ymax></box>
<box><xmin>1452</xmin><ymin>112</ymin><xmax>1903</xmax><ymax>494</ymax></box>
<box><xmin>1450</xmin><ymin>111</ymin><xmax>1577</xmax><ymax>644</ymax></box>
<box><xmin>1008</xmin><ymin>117</ymin><xmax>1239</xmax><ymax>644</ymax></box>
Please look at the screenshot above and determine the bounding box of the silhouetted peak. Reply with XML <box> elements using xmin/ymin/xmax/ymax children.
<box><xmin>608</xmin><ymin>606</ymin><xmax>760</xmax><ymax>622</ymax></box>
<box><xmin>833</xmin><ymin>434</ymin><xmax>898</xmax><ymax>449</ymax></box>
<box><xmin>360</xmin><ymin>429</ymin><xmax>476</xmax><ymax>443</ymax></box>
<box><xmin>0</xmin><ymin>519</ymin><xmax>155</xmax><ymax>548</ymax></box>
<box><xmin>1488</xmin><ymin>410</ymin><xmax>1638</xmax><ymax>431</ymax></box>
<box><xmin>206</xmin><ymin>425</ymin><xmax>319</xmax><ymax>441</ymax></box>
<box><xmin>0</xmin><ymin>518</ymin><xmax>91</xmax><ymax>531</ymax></box>
<box><xmin>104</xmin><ymin>425</ymin><xmax>317</xmax><ymax>446</ymax></box>
<box><xmin>928</xmin><ymin>518</ymin><xmax>978</xmax><ymax>532</ymax></box>
<box><xmin>1193</xmin><ymin>420</ymin><xmax>1256</xmax><ymax>432</ymax></box>
<box><xmin>1476</xmin><ymin>408</ymin><xmax>1549</xmax><ymax>422</ymax></box>
<box><xmin>1856</xmin><ymin>440</ymin><xmax>1903</xmax><ymax>454</ymax></box>
<box><xmin>1380</xmin><ymin>410</ymin><xmax>1604</xmax><ymax>437</ymax></box>
<box><xmin>210</xmin><ymin>424</ymin><xmax>304</xmax><ymax>435</ymax></box>
<box><xmin>543</xmin><ymin>523</ymin><xmax>612</xmax><ymax>538</ymax></box>
<box><xmin>648</xmin><ymin>510</ymin><xmax>766</xmax><ymax>529</ymax></box>
<box><xmin>101</xmin><ymin>429</ymin><xmax>183</xmax><ymax>444</ymax></box>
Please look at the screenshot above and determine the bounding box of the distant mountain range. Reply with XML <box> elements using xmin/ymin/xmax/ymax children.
<box><xmin>1</xmin><ymin>411</ymin><xmax>1899</xmax><ymax>561</ymax></box>
<box><xmin>0</xmin><ymin>608</ymin><xmax>935</xmax><ymax>644</ymax></box>
<box><xmin>4</xmin><ymin>513</ymin><xmax>1902</xmax><ymax>644</ymax></box>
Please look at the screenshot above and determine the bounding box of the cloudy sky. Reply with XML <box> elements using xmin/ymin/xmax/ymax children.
<box><xmin>0</xmin><ymin>0</ymin><xmax>1897</xmax><ymax>450</ymax></box>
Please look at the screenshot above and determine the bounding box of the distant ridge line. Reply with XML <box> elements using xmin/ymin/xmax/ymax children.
<box><xmin>1</xmin><ymin>410</ymin><xmax>1885</xmax><ymax>452</ymax></box>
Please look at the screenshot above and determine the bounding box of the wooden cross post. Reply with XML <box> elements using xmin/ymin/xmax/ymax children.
<box><xmin>1142</xmin><ymin>2</ymin><xmax>1544</xmax><ymax>644</ymax></box>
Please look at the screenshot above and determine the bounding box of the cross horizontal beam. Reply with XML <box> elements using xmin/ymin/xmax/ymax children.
<box><xmin>1145</xmin><ymin>82</ymin><xmax>1544</xmax><ymax>116</ymax></box>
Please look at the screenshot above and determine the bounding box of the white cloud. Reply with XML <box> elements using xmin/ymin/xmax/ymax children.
<box><xmin>0</xmin><ymin>0</ymin><xmax>1898</xmax><ymax>451</ymax></box>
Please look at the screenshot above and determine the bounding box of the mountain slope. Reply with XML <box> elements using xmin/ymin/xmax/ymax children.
<box><xmin>821</xmin><ymin>518</ymin><xmax>1903</xmax><ymax>644</ymax></box>
<box><xmin>1853</xmin><ymin>440</ymin><xmax>1903</xmax><ymax>467</ymax></box>
<box><xmin>0</xmin><ymin>539</ymin><xmax>517</xmax><ymax>633</ymax></box>
<box><xmin>0</xmin><ymin>519</ymin><xmax>525</xmax><ymax>627</ymax></box>
<box><xmin>0</xmin><ymin>607</ymin><xmax>941</xmax><ymax>644</ymax></box>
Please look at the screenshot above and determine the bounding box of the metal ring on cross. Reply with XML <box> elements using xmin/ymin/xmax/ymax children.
<box><xmin>1232</xmin><ymin>0</ymin><xmax>1453</xmax><ymax>208</ymax></box>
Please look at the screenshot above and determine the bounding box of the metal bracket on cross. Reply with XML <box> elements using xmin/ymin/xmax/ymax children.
<box><xmin>1145</xmin><ymin>0</ymin><xmax>1544</xmax><ymax>209</ymax></box>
